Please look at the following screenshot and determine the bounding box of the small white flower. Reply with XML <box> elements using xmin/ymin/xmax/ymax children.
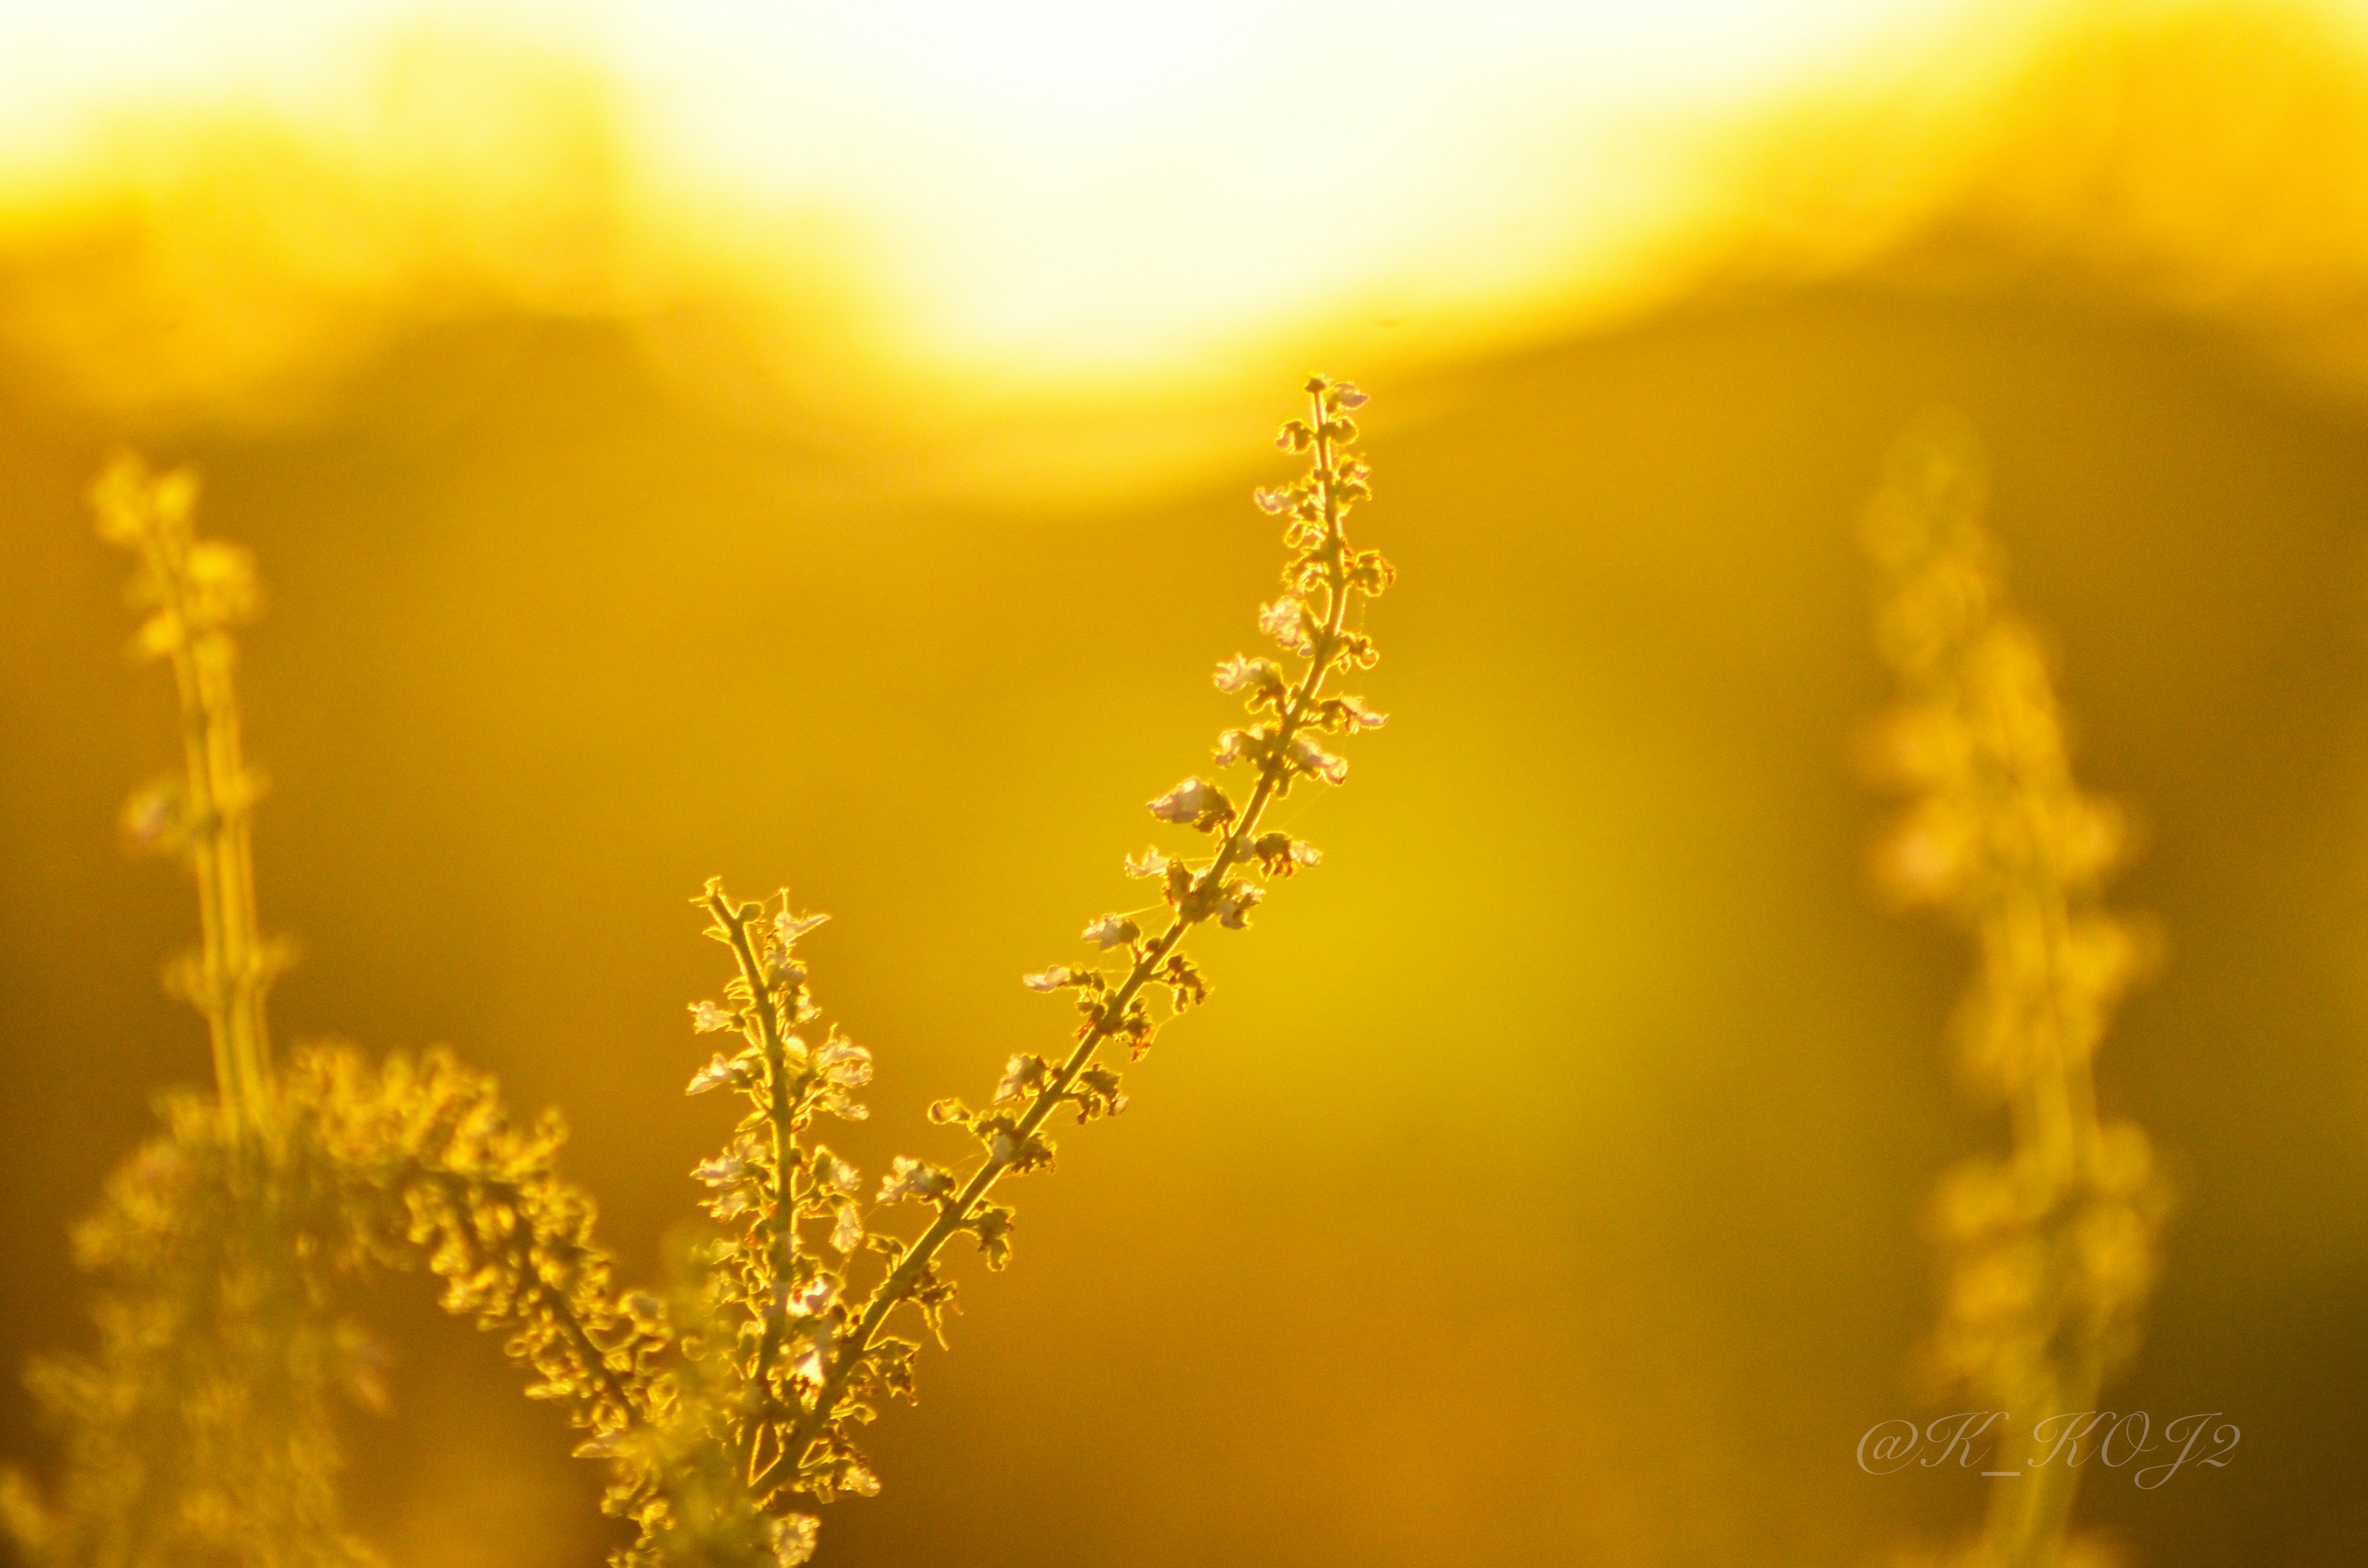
<box><xmin>816</xmin><ymin>1151</ymin><xmax>861</xmax><ymax>1194</ymax></box>
<box><xmin>789</xmin><ymin>1275</ymin><xmax>837</xmax><ymax>1318</ymax></box>
<box><xmin>1080</xmin><ymin>913</ymin><xmax>1137</xmax><ymax>950</ymax></box>
<box><xmin>995</xmin><ymin>1054</ymin><xmax>1047</xmax><ymax>1102</ymax></box>
<box><xmin>1257</xmin><ymin>597</ymin><xmax>1309</xmax><ymax>648</ymax></box>
<box><xmin>774</xmin><ymin>908</ymin><xmax>829</xmax><ymax>948</ymax></box>
<box><xmin>816</xmin><ymin>1037</ymin><xmax>873</xmax><ymax>1086</ymax></box>
<box><xmin>831</xmin><ymin>1202</ymin><xmax>864</xmax><ymax>1253</ymax></box>
<box><xmin>840</xmin><ymin>1459</ymin><xmax>881</xmax><ymax>1498</ymax></box>
<box><xmin>1334</xmin><ymin>382</ymin><xmax>1368</xmax><ymax>408</ymax></box>
<box><xmin>1022</xmin><ymin>966</ymin><xmax>1075</xmax><ymax>991</ymax></box>
<box><xmin>708</xmin><ymin>1186</ymin><xmax>754</xmax><ymax>1220</ymax></box>
<box><xmin>1338</xmin><ymin>695</ymin><xmax>1389</xmax><ymax>730</ymax></box>
<box><xmin>820</xmin><ymin>1086</ymin><xmax>868</xmax><ymax>1120</ymax></box>
<box><xmin>878</xmin><ymin>1155</ymin><xmax>953</xmax><ymax>1204</ymax></box>
<box><xmin>1215</xmin><ymin>883</ymin><xmax>1264</xmax><ymax>930</ymax></box>
<box><xmin>685</xmin><ymin>1051</ymin><xmax>752</xmax><ymax>1095</ymax></box>
<box><xmin>1214</xmin><ymin>654</ymin><xmax>1278</xmax><ymax>693</ymax></box>
<box><xmin>1148</xmin><ymin>776</ymin><xmax>1226</xmax><ymax>824</ymax></box>
<box><xmin>1289</xmin><ymin>733</ymin><xmax>1349</xmax><ymax>784</ymax></box>
<box><xmin>989</xmin><ymin>1130</ymin><xmax>1019</xmax><ymax>1164</ymax></box>
<box><xmin>1122</xmin><ymin>846</ymin><xmax>1170</xmax><ymax>879</ymax></box>
<box><xmin>765</xmin><ymin>946</ymin><xmax>807</xmax><ymax>985</ymax></box>
<box><xmin>770</xmin><ymin>1515</ymin><xmax>821</xmax><ymax>1567</ymax></box>
<box><xmin>691</xmin><ymin>1152</ymin><xmax>749</xmax><ymax>1187</ymax></box>
<box><xmin>898</xmin><ymin>1159</ymin><xmax>945</xmax><ymax>1198</ymax></box>
<box><xmin>688</xmin><ymin>1000</ymin><xmax>737</xmax><ymax>1033</ymax></box>
<box><xmin>1212</xmin><ymin>729</ymin><xmax>1256</xmax><ymax>767</ymax></box>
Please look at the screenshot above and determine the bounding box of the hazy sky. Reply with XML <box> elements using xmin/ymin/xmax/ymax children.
<box><xmin>0</xmin><ymin>1</ymin><xmax>1996</xmax><ymax>370</ymax></box>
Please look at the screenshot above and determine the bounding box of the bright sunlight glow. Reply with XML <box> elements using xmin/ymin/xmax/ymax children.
<box><xmin>0</xmin><ymin>0</ymin><xmax>1990</xmax><ymax>379</ymax></box>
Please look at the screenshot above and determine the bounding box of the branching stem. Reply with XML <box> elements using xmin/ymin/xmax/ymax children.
<box><xmin>706</xmin><ymin>892</ymin><xmax>818</xmax><ymax>1470</ymax></box>
<box><xmin>783</xmin><ymin>385</ymin><xmax>1364</xmax><ymax>1466</ymax></box>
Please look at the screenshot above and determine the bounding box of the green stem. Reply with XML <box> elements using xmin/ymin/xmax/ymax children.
<box><xmin>145</xmin><ymin>519</ymin><xmax>273</xmax><ymax>1137</ymax></box>
<box><xmin>705</xmin><ymin>890</ymin><xmax>816</xmax><ymax>1473</ymax></box>
<box><xmin>783</xmin><ymin>388</ymin><xmax>1363</xmax><ymax>1472</ymax></box>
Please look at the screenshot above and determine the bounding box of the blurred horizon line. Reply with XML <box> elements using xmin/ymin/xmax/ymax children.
<box><xmin>5</xmin><ymin>1</ymin><xmax>2368</xmax><ymax>498</ymax></box>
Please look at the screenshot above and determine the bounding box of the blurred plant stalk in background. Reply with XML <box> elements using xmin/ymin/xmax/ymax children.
<box><xmin>96</xmin><ymin>458</ymin><xmax>282</xmax><ymax>1131</ymax></box>
<box><xmin>1864</xmin><ymin>416</ymin><xmax>2172</xmax><ymax>1568</ymax></box>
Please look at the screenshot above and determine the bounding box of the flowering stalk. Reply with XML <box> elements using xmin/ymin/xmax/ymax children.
<box><xmin>647</xmin><ymin>883</ymin><xmax>881</xmax><ymax>1564</ymax></box>
<box><xmin>13</xmin><ymin>376</ymin><xmax>1396</xmax><ymax>1568</ymax></box>
<box><xmin>7</xmin><ymin>459</ymin><xmax>668</xmax><ymax>1568</ymax></box>
<box><xmin>1863</xmin><ymin>415</ymin><xmax>2169</xmax><ymax>1568</ymax></box>
<box><xmin>92</xmin><ymin>453</ymin><xmax>284</xmax><ymax>1138</ymax></box>
<box><xmin>5</xmin><ymin>456</ymin><xmax>337</xmax><ymax>1568</ymax></box>
<box><xmin>664</xmin><ymin>376</ymin><xmax>1394</xmax><ymax>1558</ymax></box>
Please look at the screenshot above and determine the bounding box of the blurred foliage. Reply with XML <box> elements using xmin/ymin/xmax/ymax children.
<box><xmin>1863</xmin><ymin>414</ymin><xmax>2170</xmax><ymax>1567</ymax></box>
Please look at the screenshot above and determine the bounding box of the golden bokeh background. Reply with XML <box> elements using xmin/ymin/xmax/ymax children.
<box><xmin>6</xmin><ymin>1</ymin><xmax>2368</xmax><ymax>1563</ymax></box>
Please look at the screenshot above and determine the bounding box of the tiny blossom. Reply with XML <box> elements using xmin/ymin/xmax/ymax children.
<box><xmin>1214</xmin><ymin>884</ymin><xmax>1264</xmax><ymax>930</ymax></box>
<box><xmin>817</xmin><ymin>1038</ymin><xmax>873</xmax><ymax>1086</ymax></box>
<box><xmin>816</xmin><ymin>1151</ymin><xmax>861</xmax><ymax>1194</ymax></box>
<box><xmin>692</xmin><ymin>1152</ymin><xmax>749</xmax><ymax>1187</ymax></box>
<box><xmin>831</xmin><ymin>1202</ymin><xmax>864</xmax><ymax>1253</ymax></box>
<box><xmin>841</xmin><ymin>1460</ymin><xmax>882</xmax><ymax>1498</ymax></box>
<box><xmin>1289</xmin><ymin>733</ymin><xmax>1349</xmax><ymax>784</ymax></box>
<box><xmin>1252</xmin><ymin>486</ymin><xmax>1294</xmax><ymax>515</ymax></box>
<box><xmin>1257</xmin><ymin>597</ymin><xmax>1309</xmax><ymax>648</ymax></box>
<box><xmin>766</xmin><ymin>946</ymin><xmax>807</xmax><ymax>984</ymax></box>
<box><xmin>1148</xmin><ymin>776</ymin><xmax>1225</xmax><ymax>824</ymax></box>
<box><xmin>995</xmin><ymin>1054</ymin><xmax>1048</xmax><ymax>1102</ymax></box>
<box><xmin>1251</xmin><ymin>832</ymin><xmax>1324</xmax><ymax>877</ymax></box>
<box><xmin>710</xmin><ymin>1186</ymin><xmax>754</xmax><ymax>1220</ymax></box>
<box><xmin>689</xmin><ymin>1000</ymin><xmax>738</xmax><ymax>1033</ymax></box>
<box><xmin>820</xmin><ymin>1086</ymin><xmax>868</xmax><ymax>1120</ymax></box>
<box><xmin>789</xmin><ymin>1276</ymin><xmax>837</xmax><ymax>1318</ymax></box>
<box><xmin>686</xmin><ymin>1051</ymin><xmax>753</xmax><ymax>1095</ymax></box>
<box><xmin>1122</xmin><ymin>847</ymin><xmax>1171</xmax><ymax>879</ymax></box>
<box><xmin>1334</xmin><ymin>382</ymin><xmax>1369</xmax><ymax>408</ymax></box>
<box><xmin>775</xmin><ymin>908</ymin><xmax>829</xmax><ymax>947</ymax></box>
<box><xmin>1214</xmin><ymin>654</ymin><xmax>1278</xmax><ymax>693</ymax></box>
<box><xmin>989</xmin><ymin>1129</ymin><xmax>1019</xmax><ymax>1164</ymax></box>
<box><xmin>878</xmin><ymin>1155</ymin><xmax>953</xmax><ymax>1204</ymax></box>
<box><xmin>1338</xmin><ymin>695</ymin><xmax>1389</xmax><ymax>730</ymax></box>
<box><xmin>1080</xmin><ymin>913</ymin><xmax>1137</xmax><ymax>950</ymax></box>
<box><xmin>1212</xmin><ymin>729</ymin><xmax>1254</xmax><ymax>768</ymax></box>
<box><xmin>771</xmin><ymin>1516</ymin><xmax>821</xmax><ymax>1567</ymax></box>
<box><xmin>1022</xmin><ymin>966</ymin><xmax>1075</xmax><ymax>991</ymax></box>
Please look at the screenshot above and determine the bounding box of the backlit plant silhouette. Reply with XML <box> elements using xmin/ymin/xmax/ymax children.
<box><xmin>1</xmin><ymin>374</ymin><xmax>1392</xmax><ymax>1567</ymax></box>
<box><xmin>1862</xmin><ymin>414</ymin><xmax>2171</xmax><ymax>1568</ymax></box>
